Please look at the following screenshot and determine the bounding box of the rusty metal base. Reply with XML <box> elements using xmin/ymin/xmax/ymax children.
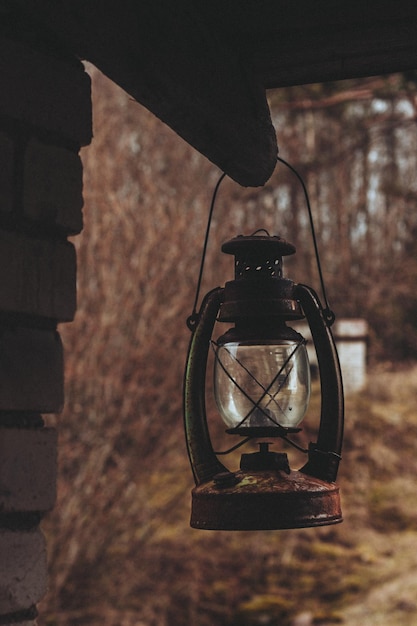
<box><xmin>191</xmin><ymin>469</ymin><xmax>342</xmax><ymax>530</ymax></box>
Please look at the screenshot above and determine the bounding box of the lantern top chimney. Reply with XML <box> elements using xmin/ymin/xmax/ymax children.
<box><xmin>221</xmin><ymin>232</ymin><xmax>296</xmax><ymax>280</ymax></box>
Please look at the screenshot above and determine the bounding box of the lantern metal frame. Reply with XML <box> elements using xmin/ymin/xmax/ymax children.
<box><xmin>183</xmin><ymin>233</ymin><xmax>344</xmax><ymax>531</ymax></box>
<box><xmin>183</xmin><ymin>162</ymin><xmax>344</xmax><ymax>531</ymax></box>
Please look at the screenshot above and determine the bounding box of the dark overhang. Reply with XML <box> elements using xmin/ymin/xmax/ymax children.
<box><xmin>12</xmin><ymin>1</ymin><xmax>417</xmax><ymax>186</ymax></box>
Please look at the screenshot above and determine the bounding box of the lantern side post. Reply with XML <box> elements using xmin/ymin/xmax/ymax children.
<box><xmin>296</xmin><ymin>284</ymin><xmax>344</xmax><ymax>483</ymax></box>
<box><xmin>183</xmin><ymin>287</ymin><xmax>228</xmax><ymax>485</ymax></box>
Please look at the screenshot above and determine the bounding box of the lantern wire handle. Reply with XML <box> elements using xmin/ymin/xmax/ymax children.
<box><xmin>187</xmin><ymin>172</ymin><xmax>227</xmax><ymax>331</ymax></box>
<box><xmin>277</xmin><ymin>156</ymin><xmax>335</xmax><ymax>326</ymax></box>
<box><xmin>186</xmin><ymin>159</ymin><xmax>335</xmax><ymax>330</ymax></box>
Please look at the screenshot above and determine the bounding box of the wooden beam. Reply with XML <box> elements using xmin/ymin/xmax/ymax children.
<box><xmin>221</xmin><ymin>1</ymin><xmax>417</xmax><ymax>87</ymax></box>
<box><xmin>15</xmin><ymin>1</ymin><xmax>278</xmax><ymax>187</ymax></box>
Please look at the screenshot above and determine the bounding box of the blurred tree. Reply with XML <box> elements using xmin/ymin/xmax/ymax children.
<box><xmin>268</xmin><ymin>74</ymin><xmax>417</xmax><ymax>360</ymax></box>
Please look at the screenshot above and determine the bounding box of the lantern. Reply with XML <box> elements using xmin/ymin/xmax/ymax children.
<box><xmin>183</xmin><ymin>232</ymin><xmax>344</xmax><ymax>530</ymax></box>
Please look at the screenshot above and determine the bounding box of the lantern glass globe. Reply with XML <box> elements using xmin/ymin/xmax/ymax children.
<box><xmin>214</xmin><ymin>340</ymin><xmax>311</xmax><ymax>431</ymax></box>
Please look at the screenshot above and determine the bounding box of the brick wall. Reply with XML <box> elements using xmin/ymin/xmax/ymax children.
<box><xmin>0</xmin><ymin>35</ymin><xmax>92</xmax><ymax>625</ymax></box>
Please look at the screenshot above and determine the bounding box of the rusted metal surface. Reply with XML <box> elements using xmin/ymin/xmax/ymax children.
<box><xmin>191</xmin><ymin>469</ymin><xmax>342</xmax><ymax>530</ymax></box>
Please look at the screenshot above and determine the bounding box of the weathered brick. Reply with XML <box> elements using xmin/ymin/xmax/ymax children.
<box><xmin>0</xmin><ymin>328</ymin><xmax>63</xmax><ymax>412</ymax></box>
<box><xmin>0</xmin><ymin>230</ymin><xmax>76</xmax><ymax>321</ymax></box>
<box><xmin>23</xmin><ymin>138</ymin><xmax>83</xmax><ymax>234</ymax></box>
<box><xmin>0</xmin><ymin>130</ymin><xmax>14</xmax><ymax>213</ymax></box>
<box><xmin>0</xmin><ymin>37</ymin><xmax>92</xmax><ymax>146</ymax></box>
<box><xmin>0</xmin><ymin>428</ymin><xmax>57</xmax><ymax>513</ymax></box>
<box><xmin>0</xmin><ymin>529</ymin><xmax>47</xmax><ymax>613</ymax></box>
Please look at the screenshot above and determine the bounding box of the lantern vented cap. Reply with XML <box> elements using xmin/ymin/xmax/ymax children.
<box><xmin>218</xmin><ymin>233</ymin><xmax>302</xmax><ymax>322</ymax></box>
<box><xmin>221</xmin><ymin>233</ymin><xmax>296</xmax><ymax>280</ymax></box>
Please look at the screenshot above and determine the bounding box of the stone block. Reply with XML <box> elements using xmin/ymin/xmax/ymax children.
<box><xmin>0</xmin><ymin>328</ymin><xmax>64</xmax><ymax>412</ymax></box>
<box><xmin>23</xmin><ymin>138</ymin><xmax>83</xmax><ymax>234</ymax></box>
<box><xmin>0</xmin><ymin>130</ymin><xmax>14</xmax><ymax>213</ymax></box>
<box><xmin>0</xmin><ymin>428</ymin><xmax>57</xmax><ymax>513</ymax></box>
<box><xmin>0</xmin><ymin>38</ymin><xmax>92</xmax><ymax>146</ymax></box>
<box><xmin>0</xmin><ymin>528</ymin><xmax>47</xmax><ymax>614</ymax></box>
<box><xmin>0</xmin><ymin>230</ymin><xmax>76</xmax><ymax>321</ymax></box>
